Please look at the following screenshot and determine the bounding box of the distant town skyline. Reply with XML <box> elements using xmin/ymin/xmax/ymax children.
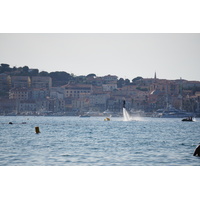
<box><xmin>0</xmin><ymin>33</ymin><xmax>200</xmax><ymax>81</ymax></box>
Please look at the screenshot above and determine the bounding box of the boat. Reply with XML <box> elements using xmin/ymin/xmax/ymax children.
<box><xmin>154</xmin><ymin>106</ymin><xmax>194</xmax><ymax>118</ymax></box>
<box><xmin>182</xmin><ymin>117</ymin><xmax>194</xmax><ymax>122</ymax></box>
<box><xmin>104</xmin><ymin>117</ymin><xmax>110</xmax><ymax>121</ymax></box>
<box><xmin>84</xmin><ymin>111</ymin><xmax>103</xmax><ymax>116</ymax></box>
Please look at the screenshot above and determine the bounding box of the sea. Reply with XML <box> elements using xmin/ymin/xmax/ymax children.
<box><xmin>0</xmin><ymin>115</ymin><xmax>200</xmax><ymax>166</ymax></box>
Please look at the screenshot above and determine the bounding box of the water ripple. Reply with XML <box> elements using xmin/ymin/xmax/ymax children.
<box><xmin>0</xmin><ymin>116</ymin><xmax>200</xmax><ymax>166</ymax></box>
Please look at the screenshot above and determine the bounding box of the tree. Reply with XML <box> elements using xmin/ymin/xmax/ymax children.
<box><xmin>124</xmin><ymin>79</ymin><xmax>130</xmax><ymax>85</ymax></box>
<box><xmin>117</xmin><ymin>78</ymin><xmax>125</xmax><ymax>88</ymax></box>
<box><xmin>22</xmin><ymin>66</ymin><xmax>29</xmax><ymax>73</ymax></box>
<box><xmin>29</xmin><ymin>69</ymin><xmax>39</xmax><ymax>76</ymax></box>
<box><xmin>86</xmin><ymin>73</ymin><xmax>96</xmax><ymax>78</ymax></box>
<box><xmin>0</xmin><ymin>63</ymin><xmax>11</xmax><ymax>73</ymax></box>
<box><xmin>39</xmin><ymin>71</ymin><xmax>49</xmax><ymax>76</ymax></box>
<box><xmin>132</xmin><ymin>76</ymin><xmax>143</xmax><ymax>82</ymax></box>
<box><xmin>74</xmin><ymin>75</ymin><xmax>86</xmax><ymax>84</ymax></box>
<box><xmin>49</xmin><ymin>71</ymin><xmax>73</xmax><ymax>86</ymax></box>
<box><xmin>50</xmin><ymin>71</ymin><xmax>72</xmax><ymax>80</ymax></box>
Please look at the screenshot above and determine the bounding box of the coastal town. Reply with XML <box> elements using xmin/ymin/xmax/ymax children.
<box><xmin>1</xmin><ymin>63</ymin><xmax>200</xmax><ymax>117</ymax></box>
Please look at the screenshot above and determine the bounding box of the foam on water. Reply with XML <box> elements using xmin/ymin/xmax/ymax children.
<box><xmin>123</xmin><ymin>108</ymin><xmax>144</xmax><ymax>121</ymax></box>
<box><xmin>123</xmin><ymin>108</ymin><xmax>131</xmax><ymax>121</ymax></box>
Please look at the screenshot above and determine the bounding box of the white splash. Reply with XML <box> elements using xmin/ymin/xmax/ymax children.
<box><xmin>123</xmin><ymin>108</ymin><xmax>131</xmax><ymax>121</ymax></box>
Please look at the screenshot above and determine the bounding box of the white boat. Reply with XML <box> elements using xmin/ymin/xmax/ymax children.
<box><xmin>155</xmin><ymin>106</ymin><xmax>194</xmax><ymax>118</ymax></box>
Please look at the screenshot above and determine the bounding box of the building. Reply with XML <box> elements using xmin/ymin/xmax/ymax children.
<box><xmin>61</xmin><ymin>83</ymin><xmax>92</xmax><ymax>98</ymax></box>
<box><xmin>0</xmin><ymin>99</ymin><xmax>18</xmax><ymax>114</ymax></box>
<box><xmin>11</xmin><ymin>76</ymin><xmax>31</xmax><ymax>88</ymax></box>
<box><xmin>102</xmin><ymin>83</ymin><xmax>117</xmax><ymax>92</ymax></box>
<box><xmin>31</xmin><ymin>76</ymin><xmax>52</xmax><ymax>89</ymax></box>
<box><xmin>31</xmin><ymin>88</ymin><xmax>49</xmax><ymax>100</ymax></box>
<box><xmin>102</xmin><ymin>75</ymin><xmax>118</xmax><ymax>84</ymax></box>
<box><xmin>50</xmin><ymin>87</ymin><xmax>65</xmax><ymax>99</ymax></box>
<box><xmin>72</xmin><ymin>95</ymin><xmax>90</xmax><ymax>113</ymax></box>
<box><xmin>86</xmin><ymin>76</ymin><xmax>103</xmax><ymax>86</ymax></box>
<box><xmin>89</xmin><ymin>92</ymin><xmax>110</xmax><ymax>112</ymax></box>
<box><xmin>106</xmin><ymin>97</ymin><xmax>127</xmax><ymax>112</ymax></box>
<box><xmin>18</xmin><ymin>100</ymin><xmax>37</xmax><ymax>113</ymax></box>
<box><xmin>47</xmin><ymin>98</ymin><xmax>66</xmax><ymax>113</ymax></box>
<box><xmin>0</xmin><ymin>73</ymin><xmax>11</xmax><ymax>97</ymax></box>
<box><xmin>182</xmin><ymin>81</ymin><xmax>200</xmax><ymax>89</ymax></box>
<box><xmin>9</xmin><ymin>87</ymin><xmax>30</xmax><ymax>100</ymax></box>
<box><xmin>149</xmin><ymin>72</ymin><xmax>182</xmax><ymax>96</ymax></box>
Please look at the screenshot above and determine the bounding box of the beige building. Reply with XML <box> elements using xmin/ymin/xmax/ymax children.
<box><xmin>182</xmin><ymin>81</ymin><xmax>200</xmax><ymax>89</ymax></box>
<box><xmin>102</xmin><ymin>75</ymin><xmax>118</xmax><ymax>84</ymax></box>
<box><xmin>31</xmin><ymin>76</ymin><xmax>52</xmax><ymax>89</ymax></box>
<box><xmin>11</xmin><ymin>76</ymin><xmax>31</xmax><ymax>88</ymax></box>
<box><xmin>150</xmin><ymin>79</ymin><xmax>180</xmax><ymax>96</ymax></box>
<box><xmin>72</xmin><ymin>95</ymin><xmax>90</xmax><ymax>112</ymax></box>
<box><xmin>61</xmin><ymin>83</ymin><xmax>92</xmax><ymax>98</ymax></box>
<box><xmin>9</xmin><ymin>87</ymin><xmax>30</xmax><ymax>100</ymax></box>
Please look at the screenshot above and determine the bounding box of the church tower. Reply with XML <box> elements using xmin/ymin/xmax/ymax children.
<box><xmin>154</xmin><ymin>72</ymin><xmax>157</xmax><ymax>80</ymax></box>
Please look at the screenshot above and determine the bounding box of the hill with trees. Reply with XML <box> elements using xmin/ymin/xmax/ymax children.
<box><xmin>0</xmin><ymin>63</ymin><xmax>136</xmax><ymax>87</ymax></box>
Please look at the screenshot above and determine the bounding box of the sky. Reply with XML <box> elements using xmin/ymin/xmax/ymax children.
<box><xmin>1</xmin><ymin>33</ymin><xmax>200</xmax><ymax>81</ymax></box>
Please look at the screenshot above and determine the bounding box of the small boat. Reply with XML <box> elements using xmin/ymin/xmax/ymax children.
<box><xmin>182</xmin><ymin>117</ymin><xmax>194</xmax><ymax>122</ymax></box>
<box><xmin>104</xmin><ymin>117</ymin><xmax>110</xmax><ymax>121</ymax></box>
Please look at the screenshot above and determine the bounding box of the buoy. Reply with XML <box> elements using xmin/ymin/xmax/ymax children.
<box><xmin>35</xmin><ymin>126</ymin><xmax>40</xmax><ymax>134</ymax></box>
<box><xmin>9</xmin><ymin>122</ymin><xmax>13</xmax><ymax>124</ymax></box>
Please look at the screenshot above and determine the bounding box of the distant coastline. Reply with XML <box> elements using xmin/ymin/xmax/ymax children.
<box><xmin>1</xmin><ymin>63</ymin><xmax>200</xmax><ymax>117</ymax></box>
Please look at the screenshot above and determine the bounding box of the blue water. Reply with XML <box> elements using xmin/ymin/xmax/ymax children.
<box><xmin>0</xmin><ymin>116</ymin><xmax>200</xmax><ymax>166</ymax></box>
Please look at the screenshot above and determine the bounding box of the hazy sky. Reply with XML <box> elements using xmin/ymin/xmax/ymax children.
<box><xmin>0</xmin><ymin>33</ymin><xmax>200</xmax><ymax>81</ymax></box>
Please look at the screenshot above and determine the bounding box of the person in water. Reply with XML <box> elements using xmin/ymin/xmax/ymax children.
<box><xmin>193</xmin><ymin>144</ymin><xmax>200</xmax><ymax>156</ymax></box>
<box><xmin>123</xmin><ymin>100</ymin><xmax>126</xmax><ymax>108</ymax></box>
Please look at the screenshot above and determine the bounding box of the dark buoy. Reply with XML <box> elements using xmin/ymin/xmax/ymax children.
<box><xmin>35</xmin><ymin>126</ymin><xmax>40</xmax><ymax>134</ymax></box>
<box><xmin>193</xmin><ymin>144</ymin><xmax>200</xmax><ymax>156</ymax></box>
<box><xmin>123</xmin><ymin>100</ymin><xmax>126</xmax><ymax>108</ymax></box>
<box><xmin>9</xmin><ymin>122</ymin><xmax>13</xmax><ymax>124</ymax></box>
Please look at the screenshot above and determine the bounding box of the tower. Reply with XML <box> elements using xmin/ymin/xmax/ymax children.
<box><xmin>154</xmin><ymin>72</ymin><xmax>157</xmax><ymax>80</ymax></box>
